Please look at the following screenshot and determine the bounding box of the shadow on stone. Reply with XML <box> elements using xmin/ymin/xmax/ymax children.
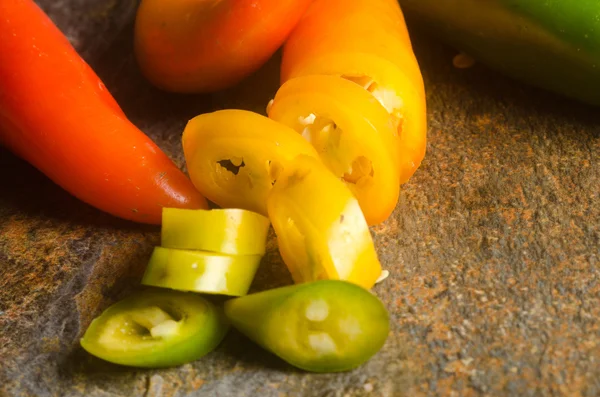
<box><xmin>0</xmin><ymin>147</ymin><xmax>159</xmax><ymax>233</ymax></box>
<box><xmin>217</xmin><ymin>329</ymin><xmax>301</xmax><ymax>374</ymax></box>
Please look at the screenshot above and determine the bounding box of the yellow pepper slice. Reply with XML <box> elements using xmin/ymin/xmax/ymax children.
<box><xmin>268</xmin><ymin>75</ymin><xmax>400</xmax><ymax>226</ymax></box>
<box><xmin>142</xmin><ymin>247</ymin><xmax>262</xmax><ymax>297</ymax></box>
<box><xmin>280</xmin><ymin>0</ymin><xmax>427</xmax><ymax>184</ymax></box>
<box><xmin>267</xmin><ymin>154</ymin><xmax>382</xmax><ymax>290</ymax></box>
<box><xmin>182</xmin><ymin>109</ymin><xmax>319</xmax><ymax>216</ymax></box>
<box><xmin>161</xmin><ymin>208</ymin><xmax>270</xmax><ymax>255</ymax></box>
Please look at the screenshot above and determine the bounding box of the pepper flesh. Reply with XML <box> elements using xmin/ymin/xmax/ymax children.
<box><xmin>80</xmin><ymin>289</ymin><xmax>229</xmax><ymax>368</ymax></box>
<box><xmin>399</xmin><ymin>0</ymin><xmax>600</xmax><ymax>106</ymax></box>
<box><xmin>224</xmin><ymin>280</ymin><xmax>390</xmax><ymax>373</ymax></box>
<box><xmin>182</xmin><ymin>109</ymin><xmax>319</xmax><ymax>216</ymax></box>
<box><xmin>141</xmin><ymin>247</ymin><xmax>262</xmax><ymax>297</ymax></box>
<box><xmin>161</xmin><ymin>208</ymin><xmax>270</xmax><ymax>255</ymax></box>
<box><xmin>0</xmin><ymin>0</ymin><xmax>207</xmax><ymax>224</ymax></box>
<box><xmin>268</xmin><ymin>75</ymin><xmax>400</xmax><ymax>226</ymax></box>
<box><xmin>267</xmin><ymin>155</ymin><xmax>382</xmax><ymax>290</ymax></box>
<box><xmin>280</xmin><ymin>0</ymin><xmax>427</xmax><ymax>184</ymax></box>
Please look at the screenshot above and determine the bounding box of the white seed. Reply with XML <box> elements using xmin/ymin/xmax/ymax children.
<box><xmin>305</xmin><ymin>299</ymin><xmax>329</xmax><ymax>322</ymax></box>
<box><xmin>308</xmin><ymin>332</ymin><xmax>337</xmax><ymax>354</ymax></box>
<box><xmin>266</xmin><ymin>99</ymin><xmax>274</xmax><ymax>114</ymax></box>
<box><xmin>150</xmin><ymin>319</ymin><xmax>179</xmax><ymax>338</ymax></box>
<box><xmin>298</xmin><ymin>113</ymin><xmax>316</xmax><ymax>126</ymax></box>
<box><xmin>376</xmin><ymin>270</ymin><xmax>390</xmax><ymax>284</ymax></box>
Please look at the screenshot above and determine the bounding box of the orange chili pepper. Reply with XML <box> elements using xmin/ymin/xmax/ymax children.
<box><xmin>280</xmin><ymin>0</ymin><xmax>427</xmax><ymax>184</ymax></box>
<box><xmin>0</xmin><ymin>0</ymin><xmax>208</xmax><ymax>224</ymax></box>
<box><xmin>134</xmin><ymin>0</ymin><xmax>313</xmax><ymax>93</ymax></box>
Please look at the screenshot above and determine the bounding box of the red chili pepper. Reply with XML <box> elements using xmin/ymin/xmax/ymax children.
<box><xmin>0</xmin><ymin>0</ymin><xmax>208</xmax><ymax>224</ymax></box>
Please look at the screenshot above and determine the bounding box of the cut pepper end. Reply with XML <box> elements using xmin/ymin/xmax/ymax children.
<box><xmin>341</xmin><ymin>74</ymin><xmax>405</xmax><ymax>135</ymax></box>
<box><xmin>268</xmin><ymin>75</ymin><xmax>400</xmax><ymax>225</ymax></box>
<box><xmin>260</xmin><ymin>280</ymin><xmax>390</xmax><ymax>372</ymax></box>
<box><xmin>281</xmin><ymin>51</ymin><xmax>428</xmax><ymax>185</ymax></box>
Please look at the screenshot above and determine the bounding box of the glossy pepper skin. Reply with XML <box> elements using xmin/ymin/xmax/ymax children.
<box><xmin>267</xmin><ymin>155</ymin><xmax>383</xmax><ymax>290</ymax></box>
<box><xmin>142</xmin><ymin>247</ymin><xmax>262</xmax><ymax>296</ymax></box>
<box><xmin>224</xmin><ymin>280</ymin><xmax>390</xmax><ymax>373</ymax></box>
<box><xmin>399</xmin><ymin>0</ymin><xmax>600</xmax><ymax>106</ymax></box>
<box><xmin>134</xmin><ymin>0</ymin><xmax>313</xmax><ymax>93</ymax></box>
<box><xmin>280</xmin><ymin>0</ymin><xmax>427</xmax><ymax>184</ymax></box>
<box><xmin>268</xmin><ymin>75</ymin><xmax>400</xmax><ymax>226</ymax></box>
<box><xmin>182</xmin><ymin>109</ymin><xmax>319</xmax><ymax>216</ymax></box>
<box><xmin>161</xmin><ymin>208</ymin><xmax>270</xmax><ymax>255</ymax></box>
<box><xmin>0</xmin><ymin>0</ymin><xmax>207</xmax><ymax>224</ymax></box>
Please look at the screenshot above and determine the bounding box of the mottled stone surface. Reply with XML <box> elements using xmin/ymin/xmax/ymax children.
<box><xmin>1</xmin><ymin>2</ymin><xmax>599</xmax><ymax>397</ymax></box>
<box><xmin>34</xmin><ymin>0</ymin><xmax>140</xmax><ymax>62</ymax></box>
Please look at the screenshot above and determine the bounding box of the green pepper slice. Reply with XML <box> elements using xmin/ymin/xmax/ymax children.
<box><xmin>224</xmin><ymin>280</ymin><xmax>389</xmax><ymax>372</ymax></box>
<box><xmin>80</xmin><ymin>289</ymin><xmax>229</xmax><ymax>368</ymax></box>
<box><xmin>142</xmin><ymin>247</ymin><xmax>261</xmax><ymax>296</ymax></box>
<box><xmin>161</xmin><ymin>208</ymin><xmax>271</xmax><ymax>255</ymax></box>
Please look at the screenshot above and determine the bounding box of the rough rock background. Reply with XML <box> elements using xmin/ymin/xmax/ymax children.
<box><xmin>1</xmin><ymin>1</ymin><xmax>599</xmax><ymax>396</ymax></box>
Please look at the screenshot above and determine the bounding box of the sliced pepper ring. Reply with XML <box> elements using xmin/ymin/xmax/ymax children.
<box><xmin>141</xmin><ymin>246</ymin><xmax>262</xmax><ymax>297</ymax></box>
<box><xmin>224</xmin><ymin>280</ymin><xmax>390</xmax><ymax>373</ymax></box>
<box><xmin>161</xmin><ymin>207</ymin><xmax>270</xmax><ymax>255</ymax></box>
<box><xmin>283</xmin><ymin>52</ymin><xmax>427</xmax><ymax>184</ymax></box>
<box><xmin>182</xmin><ymin>109</ymin><xmax>319</xmax><ymax>216</ymax></box>
<box><xmin>279</xmin><ymin>0</ymin><xmax>427</xmax><ymax>184</ymax></box>
<box><xmin>80</xmin><ymin>289</ymin><xmax>229</xmax><ymax>368</ymax></box>
<box><xmin>267</xmin><ymin>154</ymin><xmax>382</xmax><ymax>289</ymax></box>
<box><xmin>268</xmin><ymin>75</ymin><xmax>400</xmax><ymax>225</ymax></box>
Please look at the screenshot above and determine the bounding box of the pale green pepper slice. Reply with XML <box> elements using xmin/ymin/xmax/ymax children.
<box><xmin>161</xmin><ymin>208</ymin><xmax>270</xmax><ymax>255</ymax></box>
<box><xmin>141</xmin><ymin>247</ymin><xmax>261</xmax><ymax>296</ymax></box>
<box><xmin>80</xmin><ymin>289</ymin><xmax>229</xmax><ymax>368</ymax></box>
<box><xmin>224</xmin><ymin>280</ymin><xmax>389</xmax><ymax>372</ymax></box>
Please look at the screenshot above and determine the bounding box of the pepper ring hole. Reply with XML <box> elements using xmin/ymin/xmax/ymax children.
<box><xmin>217</xmin><ymin>157</ymin><xmax>245</xmax><ymax>175</ymax></box>
<box><xmin>343</xmin><ymin>156</ymin><xmax>374</xmax><ymax>184</ymax></box>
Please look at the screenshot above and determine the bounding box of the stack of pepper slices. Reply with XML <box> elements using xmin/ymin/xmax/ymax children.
<box><xmin>0</xmin><ymin>0</ymin><xmax>426</xmax><ymax>372</ymax></box>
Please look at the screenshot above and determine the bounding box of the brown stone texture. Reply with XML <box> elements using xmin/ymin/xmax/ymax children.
<box><xmin>1</xmin><ymin>2</ymin><xmax>599</xmax><ymax>396</ymax></box>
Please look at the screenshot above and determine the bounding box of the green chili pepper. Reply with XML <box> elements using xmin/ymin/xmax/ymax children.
<box><xmin>80</xmin><ymin>289</ymin><xmax>229</xmax><ymax>368</ymax></box>
<box><xmin>161</xmin><ymin>208</ymin><xmax>270</xmax><ymax>255</ymax></box>
<box><xmin>141</xmin><ymin>247</ymin><xmax>262</xmax><ymax>296</ymax></box>
<box><xmin>399</xmin><ymin>0</ymin><xmax>600</xmax><ymax>106</ymax></box>
<box><xmin>224</xmin><ymin>280</ymin><xmax>390</xmax><ymax>373</ymax></box>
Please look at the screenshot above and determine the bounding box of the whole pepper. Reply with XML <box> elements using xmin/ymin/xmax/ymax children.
<box><xmin>0</xmin><ymin>0</ymin><xmax>207</xmax><ymax>224</ymax></box>
<box><xmin>399</xmin><ymin>0</ymin><xmax>600</xmax><ymax>106</ymax></box>
<box><xmin>134</xmin><ymin>0</ymin><xmax>313</xmax><ymax>93</ymax></box>
<box><xmin>280</xmin><ymin>0</ymin><xmax>428</xmax><ymax>184</ymax></box>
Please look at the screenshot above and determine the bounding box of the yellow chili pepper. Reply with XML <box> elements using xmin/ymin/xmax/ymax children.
<box><xmin>182</xmin><ymin>109</ymin><xmax>319</xmax><ymax>215</ymax></box>
<box><xmin>268</xmin><ymin>74</ymin><xmax>399</xmax><ymax>226</ymax></box>
<box><xmin>280</xmin><ymin>0</ymin><xmax>427</xmax><ymax>184</ymax></box>
<box><xmin>267</xmin><ymin>154</ymin><xmax>383</xmax><ymax>290</ymax></box>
